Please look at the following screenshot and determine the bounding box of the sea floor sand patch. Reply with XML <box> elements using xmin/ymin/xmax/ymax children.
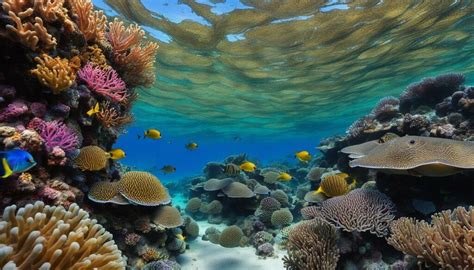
<box><xmin>178</xmin><ymin>221</ymin><xmax>286</xmax><ymax>270</ymax></box>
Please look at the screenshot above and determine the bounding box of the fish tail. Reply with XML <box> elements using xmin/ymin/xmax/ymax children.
<box><xmin>313</xmin><ymin>186</ymin><xmax>323</xmax><ymax>195</ymax></box>
<box><xmin>1</xmin><ymin>157</ymin><xmax>13</xmax><ymax>178</ymax></box>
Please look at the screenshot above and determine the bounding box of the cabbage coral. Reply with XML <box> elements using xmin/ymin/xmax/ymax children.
<box><xmin>387</xmin><ymin>206</ymin><xmax>474</xmax><ymax>269</ymax></box>
<box><xmin>0</xmin><ymin>201</ymin><xmax>125</xmax><ymax>269</ymax></box>
<box><xmin>30</xmin><ymin>54</ymin><xmax>77</xmax><ymax>94</ymax></box>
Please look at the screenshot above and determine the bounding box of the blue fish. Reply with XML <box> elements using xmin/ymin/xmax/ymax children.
<box><xmin>0</xmin><ymin>149</ymin><xmax>36</xmax><ymax>178</ymax></box>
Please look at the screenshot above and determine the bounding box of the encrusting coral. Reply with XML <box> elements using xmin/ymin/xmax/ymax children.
<box><xmin>30</xmin><ymin>54</ymin><xmax>78</xmax><ymax>94</ymax></box>
<box><xmin>0</xmin><ymin>201</ymin><xmax>125</xmax><ymax>269</ymax></box>
<box><xmin>387</xmin><ymin>206</ymin><xmax>474</xmax><ymax>269</ymax></box>
<box><xmin>283</xmin><ymin>218</ymin><xmax>339</xmax><ymax>270</ymax></box>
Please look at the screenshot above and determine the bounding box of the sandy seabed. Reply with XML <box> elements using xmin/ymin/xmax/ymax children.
<box><xmin>178</xmin><ymin>221</ymin><xmax>286</xmax><ymax>270</ymax></box>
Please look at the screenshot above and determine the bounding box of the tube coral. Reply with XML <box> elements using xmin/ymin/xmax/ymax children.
<box><xmin>283</xmin><ymin>218</ymin><xmax>339</xmax><ymax>270</ymax></box>
<box><xmin>387</xmin><ymin>206</ymin><xmax>474</xmax><ymax>269</ymax></box>
<box><xmin>69</xmin><ymin>0</ymin><xmax>107</xmax><ymax>42</ymax></box>
<box><xmin>39</xmin><ymin>120</ymin><xmax>79</xmax><ymax>152</ymax></box>
<box><xmin>78</xmin><ymin>62</ymin><xmax>127</xmax><ymax>102</ymax></box>
<box><xmin>30</xmin><ymin>54</ymin><xmax>76</xmax><ymax>94</ymax></box>
<box><xmin>107</xmin><ymin>18</ymin><xmax>159</xmax><ymax>87</ymax></box>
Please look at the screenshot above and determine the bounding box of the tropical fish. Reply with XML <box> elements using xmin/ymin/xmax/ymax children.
<box><xmin>185</xmin><ymin>142</ymin><xmax>198</xmax><ymax>150</ymax></box>
<box><xmin>314</xmin><ymin>172</ymin><xmax>356</xmax><ymax>197</ymax></box>
<box><xmin>0</xmin><ymin>149</ymin><xmax>36</xmax><ymax>178</ymax></box>
<box><xmin>295</xmin><ymin>150</ymin><xmax>312</xmax><ymax>162</ymax></box>
<box><xmin>160</xmin><ymin>165</ymin><xmax>176</xmax><ymax>174</ymax></box>
<box><xmin>224</xmin><ymin>163</ymin><xmax>240</xmax><ymax>176</ymax></box>
<box><xmin>240</xmin><ymin>161</ymin><xmax>257</xmax><ymax>172</ymax></box>
<box><xmin>86</xmin><ymin>102</ymin><xmax>100</xmax><ymax>116</ymax></box>
<box><xmin>278</xmin><ymin>172</ymin><xmax>292</xmax><ymax>181</ymax></box>
<box><xmin>109</xmin><ymin>149</ymin><xmax>125</xmax><ymax>160</ymax></box>
<box><xmin>143</xmin><ymin>129</ymin><xmax>161</xmax><ymax>139</ymax></box>
<box><xmin>175</xmin><ymin>233</ymin><xmax>186</xmax><ymax>241</ymax></box>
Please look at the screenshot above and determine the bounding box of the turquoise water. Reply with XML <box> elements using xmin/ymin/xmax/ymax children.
<box><xmin>97</xmin><ymin>0</ymin><xmax>474</xmax><ymax>178</ymax></box>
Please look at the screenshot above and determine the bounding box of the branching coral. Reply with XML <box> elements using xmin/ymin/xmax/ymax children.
<box><xmin>81</xmin><ymin>45</ymin><xmax>110</xmax><ymax>69</ymax></box>
<box><xmin>38</xmin><ymin>120</ymin><xmax>79</xmax><ymax>152</ymax></box>
<box><xmin>69</xmin><ymin>0</ymin><xmax>107</xmax><ymax>42</ymax></box>
<box><xmin>78</xmin><ymin>63</ymin><xmax>128</xmax><ymax>102</ymax></box>
<box><xmin>0</xmin><ymin>201</ymin><xmax>125</xmax><ymax>269</ymax></box>
<box><xmin>283</xmin><ymin>218</ymin><xmax>339</xmax><ymax>270</ymax></box>
<box><xmin>95</xmin><ymin>101</ymin><xmax>133</xmax><ymax>128</ymax></box>
<box><xmin>33</xmin><ymin>0</ymin><xmax>76</xmax><ymax>32</ymax></box>
<box><xmin>107</xmin><ymin>18</ymin><xmax>159</xmax><ymax>87</ymax></box>
<box><xmin>31</xmin><ymin>54</ymin><xmax>76</xmax><ymax>94</ymax></box>
<box><xmin>387</xmin><ymin>206</ymin><xmax>474</xmax><ymax>269</ymax></box>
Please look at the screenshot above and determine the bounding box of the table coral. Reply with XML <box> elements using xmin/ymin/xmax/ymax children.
<box><xmin>30</xmin><ymin>54</ymin><xmax>77</xmax><ymax>94</ymax></box>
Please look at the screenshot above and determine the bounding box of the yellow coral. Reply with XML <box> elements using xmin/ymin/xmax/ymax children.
<box><xmin>30</xmin><ymin>54</ymin><xmax>76</xmax><ymax>94</ymax></box>
<box><xmin>69</xmin><ymin>0</ymin><xmax>107</xmax><ymax>42</ymax></box>
<box><xmin>81</xmin><ymin>44</ymin><xmax>110</xmax><ymax>69</ymax></box>
<box><xmin>33</xmin><ymin>0</ymin><xmax>76</xmax><ymax>32</ymax></box>
<box><xmin>0</xmin><ymin>201</ymin><xmax>125</xmax><ymax>269</ymax></box>
<box><xmin>118</xmin><ymin>171</ymin><xmax>170</xmax><ymax>206</ymax></box>
<box><xmin>74</xmin><ymin>145</ymin><xmax>109</xmax><ymax>171</ymax></box>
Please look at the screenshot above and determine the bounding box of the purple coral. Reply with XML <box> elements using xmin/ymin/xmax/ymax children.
<box><xmin>77</xmin><ymin>62</ymin><xmax>127</xmax><ymax>102</ymax></box>
<box><xmin>30</xmin><ymin>102</ymin><xmax>47</xmax><ymax>118</ymax></box>
<box><xmin>316</xmin><ymin>189</ymin><xmax>396</xmax><ymax>237</ymax></box>
<box><xmin>371</xmin><ymin>96</ymin><xmax>399</xmax><ymax>121</ymax></box>
<box><xmin>0</xmin><ymin>100</ymin><xmax>28</xmax><ymax>122</ymax></box>
<box><xmin>256</xmin><ymin>243</ymin><xmax>274</xmax><ymax>257</ymax></box>
<box><xmin>39</xmin><ymin>120</ymin><xmax>79</xmax><ymax>152</ymax></box>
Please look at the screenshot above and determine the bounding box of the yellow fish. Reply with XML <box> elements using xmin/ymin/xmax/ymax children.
<box><xmin>295</xmin><ymin>150</ymin><xmax>312</xmax><ymax>162</ymax></box>
<box><xmin>108</xmin><ymin>149</ymin><xmax>125</xmax><ymax>160</ymax></box>
<box><xmin>314</xmin><ymin>173</ymin><xmax>356</xmax><ymax>197</ymax></box>
<box><xmin>176</xmin><ymin>233</ymin><xmax>186</xmax><ymax>241</ymax></box>
<box><xmin>144</xmin><ymin>129</ymin><xmax>161</xmax><ymax>139</ymax></box>
<box><xmin>185</xmin><ymin>142</ymin><xmax>198</xmax><ymax>150</ymax></box>
<box><xmin>240</xmin><ymin>161</ymin><xmax>257</xmax><ymax>172</ymax></box>
<box><xmin>278</xmin><ymin>172</ymin><xmax>292</xmax><ymax>181</ymax></box>
<box><xmin>86</xmin><ymin>102</ymin><xmax>100</xmax><ymax>116</ymax></box>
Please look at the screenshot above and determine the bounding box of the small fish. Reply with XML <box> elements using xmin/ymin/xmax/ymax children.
<box><xmin>144</xmin><ymin>129</ymin><xmax>161</xmax><ymax>139</ymax></box>
<box><xmin>224</xmin><ymin>163</ymin><xmax>240</xmax><ymax>176</ymax></box>
<box><xmin>185</xmin><ymin>142</ymin><xmax>198</xmax><ymax>150</ymax></box>
<box><xmin>160</xmin><ymin>165</ymin><xmax>176</xmax><ymax>174</ymax></box>
<box><xmin>0</xmin><ymin>149</ymin><xmax>36</xmax><ymax>178</ymax></box>
<box><xmin>108</xmin><ymin>149</ymin><xmax>125</xmax><ymax>160</ymax></box>
<box><xmin>314</xmin><ymin>173</ymin><xmax>357</xmax><ymax>197</ymax></box>
<box><xmin>86</xmin><ymin>102</ymin><xmax>100</xmax><ymax>116</ymax></box>
<box><xmin>240</xmin><ymin>161</ymin><xmax>257</xmax><ymax>172</ymax></box>
<box><xmin>278</xmin><ymin>172</ymin><xmax>292</xmax><ymax>181</ymax></box>
<box><xmin>175</xmin><ymin>233</ymin><xmax>186</xmax><ymax>241</ymax></box>
<box><xmin>295</xmin><ymin>150</ymin><xmax>312</xmax><ymax>162</ymax></box>
<box><xmin>233</xmin><ymin>136</ymin><xmax>241</xmax><ymax>141</ymax></box>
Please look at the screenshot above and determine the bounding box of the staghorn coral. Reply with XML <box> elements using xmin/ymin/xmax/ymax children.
<box><xmin>95</xmin><ymin>101</ymin><xmax>133</xmax><ymax>129</ymax></box>
<box><xmin>31</xmin><ymin>54</ymin><xmax>76</xmax><ymax>94</ymax></box>
<box><xmin>74</xmin><ymin>145</ymin><xmax>109</xmax><ymax>171</ymax></box>
<box><xmin>283</xmin><ymin>218</ymin><xmax>339</xmax><ymax>270</ymax></box>
<box><xmin>118</xmin><ymin>171</ymin><xmax>171</xmax><ymax>206</ymax></box>
<box><xmin>107</xmin><ymin>18</ymin><xmax>158</xmax><ymax>87</ymax></box>
<box><xmin>152</xmin><ymin>206</ymin><xmax>183</xmax><ymax>229</ymax></box>
<box><xmin>38</xmin><ymin>120</ymin><xmax>79</xmax><ymax>152</ymax></box>
<box><xmin>0</xmin><ymin>201</ymin><xmax>125</xmax><ymax>269</ymax></box>
<box><xmin>219</xmin><ymin>225</ymin><xmax>243</xmax><ymax>248</ymax></box>
<box><xmin>78</xmin><ymin>63</ymin><xmax>127</xmax><ymax>102</ymax></box>
<box><xmin>271</xmin><ymin>208</ymin><xmax>293</xmax><ymax>228</ymax></box>
<box><xmin>69</xmin><ymin>0</ymin><xmax>107</xmax><ymax>42</ymax></box>
<box><xmin>316</xmin><ymin>189</ymin><xmax>396</xmax><ymax>237</ymax></box>
<box><xmin>387</xmin><ymin>206</ymin><xmax>474</xmax><ymax>269</ymax></box>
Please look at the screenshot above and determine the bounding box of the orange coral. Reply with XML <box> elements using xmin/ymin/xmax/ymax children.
<box><xmin>30</xmin><ymin>54</ymin><xmax>76</xmax><ymax>94</ymax></box>
<box><xmin>69</xmin><ymin>0</ymin><xmax>107</xmax><ymax>42</ymax></box>
<box><xmin>33</xmin><ymin>0</ymin><xmax>76</xmax><ymax>32</ymax></box>
<box><xmin>107</xmin><ymin>18</ymin><xmax>159</xmax><ymax>87</ymax></box>
<box><xmin>81</xmin><ymin>44</ymin><xmax>110</xmax><ymax>69</ymax></box>
<box><xmin>96</xmin><ymin>101</ymin><xmax>133</xmax><ymax>128</ymax></box>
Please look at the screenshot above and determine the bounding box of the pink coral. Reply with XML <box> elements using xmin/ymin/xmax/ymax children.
<box><xmin>77</xmin><ymin>62</ymin><xmax>127</xmax><ymax>102</ymax></box>
<box><xmin>125</xmin><ymin>233</ymin><xmax>141</xmax><ymax>246</ymax></box>
<box><xmin>30</xmin><ymin>102</ymin><xmax>47</xmax><ymax>118</ymax></box>
<box><xmin>47</xmin><ymin>146</ymin><xmax>67</xmax><ymax>166</ymax></box>
<box><xmin>0</xmin><ymin>100</ymin><xmax>28</xmax><ymax>122</ymax></box>
<box><xmin>39</xmin><ymin>120</ymin><xmax>79</xmax><ymax>152</ymax></box>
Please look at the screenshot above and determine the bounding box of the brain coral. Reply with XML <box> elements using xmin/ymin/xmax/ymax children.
<box><xmin>271</xmin><ymin>189</ymin><xmax>289</xmax><ymax>206</ymax></box>
<box><xmin>219</xmin><ymin>225</ymin><xmax>244</xmax><ymax>248</ymax></box>
<box><xmin>74</xmin><ymin>145</ymin><xmax>109</xmax><ymax>171</ymax></box>
<box><xmin>283</xmin><ymin>218</ymin><xmax>339</xmax><ymax>270</ymax></box>
<box><xmin>184</xmin><ymin>219</ymin><xmax>200</xmax><ymax>240</ymax></box>
<box><xmin>317</xmin><ymin>189</ymin><xmax>396</xmax><ymax>237</ymax></box>
<box><xmin>206</xmin><ymin>200</ymin><xmax>223</xmax><ymax>215</ymax></box>
<box><xmin>387</xmin><ymin>206</ymin><xmax>474</xmax><ymax>269</ymax></box>
<box><xmin>260</xmin><ymin>197</ymin><xmax>281</xmax><ymax>212</ymax></box>
<box><xmin>185</xmin><ymin>197</ymin><xmax>202</xmax><ymax>213</ymax></box>
<box><xmin>222</xmin><ymin>182</ymin><xmax>255</xmax><ymax>198</ymax></box>
<box><xmin>271</xmin><ymin>208</ymin><xmax>294</xmax><ymax>228</ymax></box>
<box><xmin>152</xmin><ymin>206</ymin><xmax>183</xmax><ymax>228</ymax></box>
<box><xmin>118</xmin><ymin>171</ymin><xmax>171</xmax><ymax>206</ymax></box>
<box><xmin>0</xmin><ymin>201</ymin><xmax>125</xmax><ymax>269</ymax></box>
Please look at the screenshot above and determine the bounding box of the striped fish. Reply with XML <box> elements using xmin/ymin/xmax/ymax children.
<box><xmin>224</xmin><ymin>163</ymin><xmax>240</xmax><ymax>176</ymax></box>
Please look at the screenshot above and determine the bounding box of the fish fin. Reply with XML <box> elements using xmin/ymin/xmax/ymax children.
<box><xmin>313</xmin><ymin>186</ymin><xmax>323</xmax><ymax>195</ymax></box>
<box><xmin>349</xmin><ymin>178</ymin><xmax>357</xmax><ymax>189</ymax></box>
<box><xmin>105</xmin><ymin>152</ymin><xmax>112</xmax><ymax>159</ymax></box>
<box><xmin>2</xmin><ymin>158</ymin><xmax>13</xmax><ymax>178</ymax></box>
<box><xmin>86</xmin><ymin>108</ymin><xmax>94</xmax><ymax>116</ymax></box>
